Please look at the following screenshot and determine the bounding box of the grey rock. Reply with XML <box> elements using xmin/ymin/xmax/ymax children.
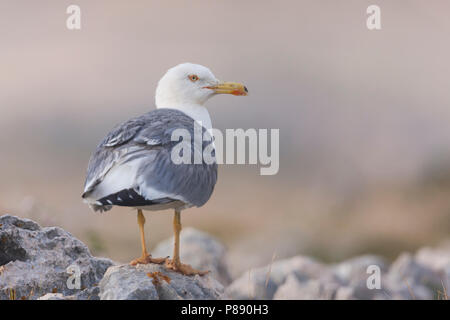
<box><xmin>38</xmin><ymin>293</ymin><xmax>75</xmax><ymax>300</ymax></box>
<box><xmin>332</xmin><ymin>255</ymin><xmax>388</xmax><ymax>284</ymax></box>
<box><xmin>415</xmin><ymin>245</ymin><xmax>450</xmax><ymax>294</ymax></box>
<box><xmin>385</xmin><ymin>280</ymin><xmax>432</xmax><ymax>300</ymax></box>
<box><xmin>273</xmin><ymin>274</ymin><xmax>340</xmax><ymax>300</ymax></box>
<box><xmin>331</xmin><ymin>255</ymin><xmax>389</xmax><ymax>300</ymax></box>
<box><xmin>272</xmin><ymin>274</ymin><xmax>304</xmax><ymax>300</ymax></box>
<box><xmin>74</xmin><ymin>286</ymin><xmax>101</xmax><ymax>300</ymax></box>
<box><xmin>387</xmin><ymin>253</ymin><xmax>439</xmax><ymax>298</ymax></box>
<box><xmin>335</xmin><ymin>286</ymin><xmax>356</xmax><ymax>300</ymax></box>
<box><xmin>99</xmin><ymin>264</ymin><xmax>224</xmax><ymax>300</ymax></box>
<box><xmin>152</xmin><ymin>228</ymin><xmax>231</xmax><ymax>285</ymax></box>
<box><xmin>415</xmin><ymin>243</ymin><xmax>450</xmax><ymax>272</ymax></box>
<box><xmin>330</xmin><ymin>253</ymin><xmax>435</xmax><ymax>300</ymax></box>
<box><xmin>0</xmin><ymin>214</ymin><xmax>114</xmax><ymax>300</ymax></box>
<box><xmin>226</xmin><ymin>250</ymin><xmax>444</xmax><ymax>300</ymax></box>
<box><xmin>225</xmin><ymin>256</ymin><xmax>328</xmax><ymax>300</ymax></box>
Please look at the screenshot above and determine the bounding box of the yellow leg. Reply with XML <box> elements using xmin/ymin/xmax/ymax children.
<box><xmin>172</xmin><ymin>210</ymin><xmax>181</xmax><ymax>266</ymax></box>
<box><xmin>165</xmin><ymin>209</ymin><xmax>209</xmax><ymax>276</ymax></box>
<box><xmin>138</xmin><ymin>209</ymin><xmax>148</xmax><ymax>257</ymax></box>
<box><xmin>130</xmin><ymin>209</ymin><xmax>167</xmax><ymax>266</ymax></box>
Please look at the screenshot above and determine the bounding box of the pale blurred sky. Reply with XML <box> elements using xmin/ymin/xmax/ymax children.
<box><xmin>2</xmin><ymin>1</ymin><xmax>450</xmax><ymax>191</ymax></box>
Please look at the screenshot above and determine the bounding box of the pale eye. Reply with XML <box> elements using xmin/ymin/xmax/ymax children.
<box><xmin>188</xmin><ymin>74</ymin><xmax>199</xmax><ymax>82</ymax></box>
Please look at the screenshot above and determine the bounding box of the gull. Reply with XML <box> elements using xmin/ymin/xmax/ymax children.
<box><xmin>82</xmin><ymin>63</ymin><xmax>247</xmax><ymax>275</ymax></box>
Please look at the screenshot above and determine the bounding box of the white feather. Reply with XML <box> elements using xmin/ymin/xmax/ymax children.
<box><xmin>84</xmin><ymin>157</ymin><xmax>187</xmax><ymax>204</ymax></box>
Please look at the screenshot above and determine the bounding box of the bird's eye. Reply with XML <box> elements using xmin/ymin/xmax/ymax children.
<box><xmin>188</xmin><ymin>74</ymin><xmax>199</xmax><ymax>82</ymax></box>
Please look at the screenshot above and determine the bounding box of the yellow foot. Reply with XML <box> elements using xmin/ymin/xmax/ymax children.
<box><xmin>130</xmin><ymin>254</ymin><xmax>167</xmax><ymax>266</ymax></box>
<box><xmin>164</xmin><ymin>259</ymin><xmax>209</xmax><ymax>276</ymax></box>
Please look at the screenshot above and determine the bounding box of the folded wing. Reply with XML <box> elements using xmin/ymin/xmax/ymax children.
<box><xmin>82</xmin><ymin>108</ymin><xmax>217</xmax><ymax>212</ymax></box>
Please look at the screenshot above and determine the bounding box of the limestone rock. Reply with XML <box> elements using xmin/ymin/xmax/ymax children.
<box><xmin>273</xmin><ymin>274</ymin><xmax>340</xmax><ymax>300</ymax></box>
<box><xmin>152</xmin><ymin>228</ymin><xmax>231</xmax><ymax>285</ymax></box>
<box><xmin>225</xmin><ymin>256</ymin><xmax>328</xmax><ymax>299</ymax></box>
<box><xmin>0</xmin><ymin>214</ymin><xmax>114</xmax><ymax>300</ymax></box>
<box><xmin>99</xmin><ymin>264</ymin><xmax>224</xmax><ymax>300</ymax></box>
<box><xmin>38</xmin><ymin>293</ymin><xmax>75</xmax><ymax>300</ymax></box>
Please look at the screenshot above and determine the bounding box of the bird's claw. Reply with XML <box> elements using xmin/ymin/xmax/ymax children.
<box><xmin>130</xmin><ymin>254</ymin><xmax>168</xmax><ymax>266</ymax></box>
<box><xmin>164</xmin><ymin>259</ymin><xmax>209</xmax><ymax>276</ymax></box>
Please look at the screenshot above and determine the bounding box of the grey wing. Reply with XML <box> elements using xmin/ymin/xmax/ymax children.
<box><xmin>82</xmin><ymin>109</ymin><xmax>217</xmax><ymax>212</ymax></box>
<box><xmin>82</xmin><ymin>117</ymin><xmax>147</xmax><ymax>196</ymax></box>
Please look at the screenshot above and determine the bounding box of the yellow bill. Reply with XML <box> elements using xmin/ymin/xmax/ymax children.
<box><xmin>206</xmin><ymin>82</ymin><xmax>248</xmax><ymax>96</ymax></box>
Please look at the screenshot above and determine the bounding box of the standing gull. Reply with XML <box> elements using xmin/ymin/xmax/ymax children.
<box><xmin>82</xmin><ymin>63</ymin><xmax>247</xmax><ymax>275</ymax></box>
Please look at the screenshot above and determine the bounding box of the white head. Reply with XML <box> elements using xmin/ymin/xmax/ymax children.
<box><xmin>155</xmin><ymin>63</ymin><xmax>247</xmax><ymax>108</ymax></box>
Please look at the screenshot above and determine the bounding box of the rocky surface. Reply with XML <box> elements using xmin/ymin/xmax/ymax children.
<box><xmin>152</xmin><ymin>227</ymin><xmax>231</xmax><ymax>285</ymax></box>
<box><xmin>226</xmin><ymin>248</ymin><xmax>450</xmax><ymax>300</ymax></box>
<box><xmin>99</xmin><ymin>264</ymin><xmax>224</xmax><ymax>300</ymax></box>
<box><xmin>0</xmin><ymin>215</ymin><xmax>113</xmax><ymax>300</ymax></box>
<box><xmin>38</xmin><ymin>293</ymin><xmax>75</xmax><ymax>300</ymax></box>
<box><xmin>1</xmin><ymin>214</ymin><xmax>449</xmax><ymax>300</ymax></box>
<box><xmin>225</xmin><ymin>256</ymin><xmax>329</xmax><ymax>299</ymax></box>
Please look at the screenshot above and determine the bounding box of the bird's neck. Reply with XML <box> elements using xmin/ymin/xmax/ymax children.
<box><xmin>157</xmin><ymin>103</ymin><xmax>212</xmax><ymax>131</ymax></box>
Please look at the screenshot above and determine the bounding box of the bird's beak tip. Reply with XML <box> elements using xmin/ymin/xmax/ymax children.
<box><xmin>207</xmin><ymin>82</ymin><xmax>248</xmax><ymax>96</ymax></box>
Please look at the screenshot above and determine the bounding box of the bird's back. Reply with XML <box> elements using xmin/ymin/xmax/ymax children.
<box><xmin>82</xmin><ymin>108</ymin><xmax>217</xmax><ymax>212</ymax></box>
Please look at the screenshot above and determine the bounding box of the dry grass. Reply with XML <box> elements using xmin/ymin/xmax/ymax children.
<box><xmin>403</xmin><ymin>278</ymin><xmax>416</xmax><ymax>300</ymax></box>
<box><xmin>264</xmin><ymin>252</ymin><xmax>277</xmax><ymax>290</ymax></box>
<box><xmin>436</xmin><ymin>280</ymin><xmax>448</xmax><ymax>300</ymax></box>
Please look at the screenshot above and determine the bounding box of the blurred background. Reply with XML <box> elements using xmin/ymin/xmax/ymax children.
<box><xmin>1</xmin><ymin>0</ymin><xmax>450</xmax><ymax>277</ymax></box>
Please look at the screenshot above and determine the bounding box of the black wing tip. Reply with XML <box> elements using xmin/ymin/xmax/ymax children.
<box><xmin>97</xmin><ymin>188</ymin><xmax>173</xmax><ymax>207</ymax></box>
